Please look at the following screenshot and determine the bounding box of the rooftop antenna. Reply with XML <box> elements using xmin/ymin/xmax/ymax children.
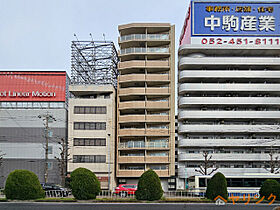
<box><xmin>74</xmin><ymin>33</ymin><xmax>79</xmax><ymax>42</ymax></box>
<box><xmin>89</xmin><ymin>33</ymin><xmax>94</xmax><ymax>42</ymax></box>
<box><xmin>103</xmin><ymin>33</ymin><xmax>106</xmax><ymax>42</ymax></box>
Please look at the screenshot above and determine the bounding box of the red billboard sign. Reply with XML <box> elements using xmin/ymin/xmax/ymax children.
<box><xmin>0</xmin><ymin>71</ymin><xmax>67</xmax><ymax>102</ymax></box>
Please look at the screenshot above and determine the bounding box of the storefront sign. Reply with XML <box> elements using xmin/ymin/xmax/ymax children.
<box><xmin>181</xmin><ymin>1</ymin><xmax>280</xmax><ymax>46</ymax></box>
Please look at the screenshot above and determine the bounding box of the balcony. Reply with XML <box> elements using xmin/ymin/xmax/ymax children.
<box><xmin>118</xmin><ymin>142</ymin><xmax>169</xmax><ymax>150</ymax></box>
<box><xmin>146</xmin><ymin>101</ymin><xmax>169</xmax><ymax>109</ymax></box>
<box><xmin>118</xmin><ymin>60</ymin><xmax>169</xmax><ymax>69</ymax></box>
<box><xmin>178</xmin><ymin>153</ymin><xmax>271</xmax><ymax>161</ymax></box>
<box><xmin>118</xmin><ymin>129</ymin><xmax>145</xmax><ymax>136</ymax></box>
<box><xmin>179</xmin><ymin>70</ymin><xmax>280</xmax><ymax>81</ymax></box>
<box><xmin>118</xmin><ymin>129</ymin><xmax>170</xmax><ymax>136</ymax></box>
<box><xmin>179</xmin><ymin>57</ymin><xmax>280</xmax><ymax>70</ymax></box>
<box><xmin>119</xmin><ymin>101</ymin><xmax>145</xmax><ymax>109</ymax></box>
<box><xmin>178</xmin><ymin>167</ymin><xmax>270</xmax><ymax>178</ymax></box>
<box><xmin>118</xmin><ymin>88</ymin><xmax>145</xmax><ymax>96</ymax></box>
<box><xmin>120</xmin><ymin>47</ymin><xmax>169</xmax><ymax>55</ymax></box>
<box><xmin>153</xmin><ymin>170</ymin><xmax>169</xmax><ymax>177</ymax></box>
<box><xmin>146</xmin><ymin>60</ymin><xmax>169</xmax><ymax>68</ymax></box>
<box><xmin>179</xmin><ymin>97</ymin><xmax>280</xmax><ymax>107</ymax></box>
<box><xmin>119</xmin><ymin>74</ymin><xmax>169</xmax><ymax>83</ymax></box>
<box><xmin>146</xmin><ymin>74</ymin><xmax>169</xmax><ymax>82</ymax></box>
<box><xmin>118</xmin><ymin>156</ymin><xmax>145</xmax><ymax>163</ymax></box>
<box><xmin>178</xmin><ymin>111</ymin><xmax>280</xmax><ymax>120</ymax></box>
<box><xmin>146</xmin><ymin>87</ymin><xmax>170</xmax><ymax>95</ymax></box>
<box><xmin>178</xmin><ymin>138</ymin><xmax>280</xmax><ymax>147</ymax></box>
<box><xmin>146</xmin><ymin>115</ymin><xmax>169</xmax><ymax>122</ymax></box>
<box><xmin>120</xmin><ymin>34</ymin><xmax>169</xmax><ymax>42</ymax></box>
<box><xmin>179</xmin><ymin>83</ymin><xmax>280</xmax><ymax>94</ymax></box>
<box><xmin>118</xmin><ymin>115</ymin><xmax>169</xmax><ymax>123</ymax></box>
<box><xmin>178</xmin><ymin>124</ymin><xmax>280</xmax><ymax>133</ymax></box>
<box><xmin>117</xmin><ymin>170</ymin><xmax>145</xmax><ymax>177</ymax></box>
<box><xmin>146</xmin><ymin>156</ymin><xmax>169</xmax><ymax>163</ymax></box>
<box><xmin>146</xmin><ymin>129</ymin><xmax>169</xmax><ymax>136</ymax></box>
<box><xmin>119</xmin><ymin>74</ymin><xmax>145</xmax><ymax>83</ymax></box>
<box><xmin>119</xmin><ymin>101</ymin><xmax>169</xmax><ymax>109</ymax></box>
<box><xmin>119</xmin><ymin>115</ymin><xmax>145</xmax><ymax>123</ymax></box>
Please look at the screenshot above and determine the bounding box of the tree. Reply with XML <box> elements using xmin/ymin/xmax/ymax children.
<box><xmin>263</xmin><ymin>147</ymin><xmax>280</xmax><ymax>174</ymax></box>
<box><xmin>206</xmin><ymin>172</ymin><xmax>228</xmax><ymax>200</ymax></box>
<box><xmin>70</xmin><ymin>168</ymin><xmax>100</xmax><ymax>200</ymax></box>
<box><xmin>195</xmin><ymin>151</ymin><xmax>219</xmax><ymax>175</ymax></box>
<box><xmin>135</xmin><ymin>169</ymin><xmax>163</xmax><ymax>201</ymax></box>
<box><xmin>4</xmin><ymin>169</ymin><xmax>45</xmax><ymax>200</ymax></box>
<box><xmin>55</xmin><ymin>138</ymin><xmax>70</xmax><ymax>187</ymax></box>
<box><xmin>259</xmin><ymin>179</ymin><xmax>280</xmax><ymax>200</ymax></box>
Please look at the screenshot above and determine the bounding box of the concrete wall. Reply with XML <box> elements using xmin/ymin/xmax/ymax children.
<box><xmin>0</xmin><ymin>108</ymin><xmax>67</xmax><ymax>187</ymax></box>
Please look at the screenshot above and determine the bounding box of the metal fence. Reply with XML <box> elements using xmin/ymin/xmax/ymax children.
<box><xmin>0</xmin><ymin>188</ymin><xmax>206</xmax><ymax>199</ymax></box>
<box><xmin>45</xmin><ymin>190</ymin><xmax>71</xmax><ymax>198</ymax></box>
<box><xmin>97</xmin><ymin>190</ymin><xmax>205</xmax><ymax>199</ymax></box>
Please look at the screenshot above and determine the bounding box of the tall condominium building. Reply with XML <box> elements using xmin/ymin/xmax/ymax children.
<box><xmin>117</xmin><ymin>23</ymin><xmax>175</xmax><ymax>191</ymax></box>
<box><xmin>177</xmin><ymin>0</ymin><xmax>280</xmax><ymax>189</ymax></box>
<box><xmin>67</xmin><ymin>41</ymin><xmax>118</xmax><ymax>190</ymax></box>
<box><xmin>0</xmin><ymin>70</ymin><xmax>69</xmax><ymax>187</ymax></box>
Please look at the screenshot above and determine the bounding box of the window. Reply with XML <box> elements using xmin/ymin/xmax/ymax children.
<box><xmin>73</xmin><ymin>138</ymin><xmax>106</xmax><ymax>146</ymax></box>
<box><xmin>47</xmin><ymin>162</ymin><xmax>53</xmax><ymax>170</ymax></box>
<box><xmin>74</xmin><ymin>106</ymin><xmax>107</xmax><ymax>114</ymax></box>
<box><xmin>148</xmin><ymin>152</ymin><xmax>168</xmax><ymax>156</ymax></box>
<box><xmin>149</xmin><ymin>165</ymin><xmax>167</xmax><ymax>170</ymax></box>
<box><xmin>104</xmin><ymin>94</ymin><xmax>110</xmax><ymax>99</ymax></box>
<box><xmin>73</xmin><ymin>155</ymin><xmax>106</xmax><ymax>163</ymax></box>
<box><xmin>48</xmin><ymin>146</ymin><xmax>53</xmax><ymax>154</ymax></box>
<box><xmin>73</xmin><ymin>122</ymin><xmax>106</xmax><ymax>130</ymax></box>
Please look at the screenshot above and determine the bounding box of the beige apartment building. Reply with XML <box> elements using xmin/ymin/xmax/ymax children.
<box><xmin>117</xmin><ymin>23</ymin><xmax>176</xmax><ymax>191</ymax></box>
<box><xmin>68</xmin><ymin>85</ymin><xmax>116</xmax><ymax>190</ymax></box>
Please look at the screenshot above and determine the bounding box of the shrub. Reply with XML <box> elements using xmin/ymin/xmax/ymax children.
<box><xmin>70</xmin><ymin>168</ymin><xmax>100</xmax><ymax>200</ymax></box>
<box><xmin>206</xmin><ymin>172</ymin><xmax>228</xmax><ymax>200</ymax></box>
<box><xmin>4</xmin><ymin>169</ymin><xmax>45</xmax><ymax>200</ymax></box>
<box><xmin>259</xmin><ymin>179</ymin><xmax>280</xmax><ymax>200</ymax></box>
<box><xmin>135</xmin><ymin>169</ymin><xmax>163</xmax><ymax>201</ymax></box>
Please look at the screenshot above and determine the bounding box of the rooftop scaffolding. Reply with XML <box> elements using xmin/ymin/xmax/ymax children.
<box><xmin>71</xmin><ymin>41</ymin><xmax>119</xmax><ymax>88</ymax></box>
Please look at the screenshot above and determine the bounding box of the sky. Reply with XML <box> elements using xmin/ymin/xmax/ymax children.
<box><xmin>0</xmin><ymin>0</ymin><xmax>190</xmax><ymax>75</ymax></box>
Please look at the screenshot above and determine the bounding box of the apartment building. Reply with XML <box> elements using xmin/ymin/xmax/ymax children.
<box><xmin>117</xmin><ymin>23</ymin><xmax>175</xmax><ymax>191</ymax></box>
<box><xmin>177</xmin><ymin>0</ymin><xmax>280</xmax><ymax>189</ymax></box>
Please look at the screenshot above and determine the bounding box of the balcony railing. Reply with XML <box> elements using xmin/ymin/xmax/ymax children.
<box><xmin>120</xmin><ymin>47</ymin><xmax>169</xmax><ymax>55</ymax></box>
<box><xmin>119</xmin><ymin>142</ymin><xmax>168</xmax><ymax>149</ymax></box>
<box><xmin>120</xmin><ymin>34</ymin><xmax>169</xmax><ymax>42</ymax></box>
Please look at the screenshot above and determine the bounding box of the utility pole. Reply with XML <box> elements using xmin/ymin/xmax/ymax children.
<box><xmin>38</xmin><ymin>113</ymin><xmax>55</xmax><ymax>183</ymax></box>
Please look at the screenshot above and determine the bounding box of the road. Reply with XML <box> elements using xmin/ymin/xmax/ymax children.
<box><xmin>0</xmin><ymin>203</ymin><xmax>279</xmax><ymax>210</ymax></box>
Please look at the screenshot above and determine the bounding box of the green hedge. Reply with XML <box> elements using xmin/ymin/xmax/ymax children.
<box><xmin>135</xmin><ymin>169</ymin><xmax>163</xmax><ymax>201</ymax></box>
<box><xmin>70</xmin><ymin>168</ymin><xmax>100</xmax><ymax>200</ymax></box>
<box><xmin>4</xmin><ymin>169</ymin><xmax>45</xmax><ymax>200</ymax></box>
<box><xmin>259</xmin><ymin>179</ymin><xmax>280</xmax><ymax>200</ymax></box>
<box><xmin>205</xmin><ymin>172</ymin><xmax>228</xmax><ymax>200</ymax></box>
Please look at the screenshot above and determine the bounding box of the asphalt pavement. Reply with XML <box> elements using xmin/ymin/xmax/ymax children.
<box><xmin>0</xmin><ymin>203</ymin><xmax>279</xmax><ymax>210</ymax></box>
